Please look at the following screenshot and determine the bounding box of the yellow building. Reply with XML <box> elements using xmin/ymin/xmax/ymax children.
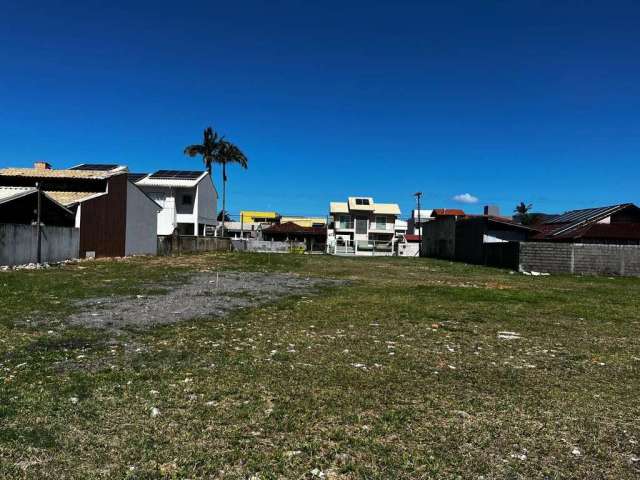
<box><xmin>280</xmin><ymin>216</ymin><xmax>327</xmax><ymax>228</ymax></box>
<box><xmin>240</xmin><ymin>210</ymin><xmax>279</xmax><ymax>223</ymax></box>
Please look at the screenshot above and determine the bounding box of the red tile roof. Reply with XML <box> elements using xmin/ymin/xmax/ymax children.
<box><xmin>432</xmin><ymin>208</ymin><xmax>465</xmax><ymax>217</ymax></box>
<box><xmin>555</xmin><ymin>223</ymin><xmax>640</xmax><ymax>241</ymax></box>
<box><xmin>404</xmin><ymin>234</ymin><xmax>421</xmax><ymax>242</ymax></box>
<box><xmin>262</xmin><ymin>222</ymin><xmax>326</xmax><ymax>236</ymax></box>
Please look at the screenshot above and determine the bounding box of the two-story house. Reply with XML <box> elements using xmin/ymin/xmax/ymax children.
<box><xmin>134</xmin><ymin>170</ymin><xmax>217</xmax><ymax>236</ymax></box>
<box><xmin>327</xmin><ymin>196</ymin><xmax>401</xmax><ymax>255</ymax></box>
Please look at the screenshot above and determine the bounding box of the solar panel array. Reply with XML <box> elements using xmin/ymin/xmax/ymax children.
<box><xmin>70</xmin><ymin>164</ymin><xmax>120</xmax><ymax>171</ymax></box>
<box><xmin>149</xmin><ymin>170</ymin><xmax>203</xmax><ymax>180</ymax></box>
<box><xmin>543</xmin><ymin>205</ymin><xmax>623</xmax><ymax>225</ymax></box>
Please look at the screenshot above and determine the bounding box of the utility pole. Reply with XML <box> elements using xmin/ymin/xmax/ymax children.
<box><xmin>36</xmin><ymin>181</ymin><xmax>42</xmax><ymax>264</ymax></box>
<box><xmin>414</xmin><ymin>191</ymin><xmax>422</xmax><ymax>257</ymax></box>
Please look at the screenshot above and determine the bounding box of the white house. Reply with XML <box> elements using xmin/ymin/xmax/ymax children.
<box><xmin>407</xmin><ymin>209</ymin><xmax>434</xmax><ymax>236</ymax></box>
<box><xmin>327</xmin><ymin>196</ymin><xmax>401</xmax><ymax>255</ymax></box>
<box><xmin>135</xmin><ymin>170</ymin><xmax>217</xmax><ymax>236</ymax></box>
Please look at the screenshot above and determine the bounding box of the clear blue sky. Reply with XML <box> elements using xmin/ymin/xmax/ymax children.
<box><xmin>1</xmin><ymin>1</ymin><xmax>639</xmax><ymax>217</ymax></box>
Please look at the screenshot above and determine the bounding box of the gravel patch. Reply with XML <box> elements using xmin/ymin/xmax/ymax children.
<box><xmin>68</xmin><ymin>271</ymin><xmax>341</xmax><ymax>330</ymax></box>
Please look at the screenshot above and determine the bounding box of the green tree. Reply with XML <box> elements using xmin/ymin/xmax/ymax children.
<box><xmin>183</xmin><ymin>127</ymin><xmax>221</xmax><ymax>176</ymax></box>
<box><xmin>514</xmin><ymin>201</ymin><xmax>533</xmax><ymax>224</ymax></box>
<box><xmin>184</xmin><ymin>127</ymin><xmax>248</xmax><ymax>235</ymax></box>
<box><xmin>215</xmin><ymin>140</ymin><xmax>248</xmax><ymax>234</ymax></box>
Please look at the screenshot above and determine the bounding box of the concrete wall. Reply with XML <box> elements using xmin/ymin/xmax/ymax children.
<box><xmin>157</xmin><ymin>235</ymin><xmax>231</xmax><ymax>256</ymax></box>
<box><xmin>125</xmin><ymin>182</ymin><xmax>159</xmax><ymax>256</ymax></box>
<box><xmin>0</xmin><ymin>223</ymin><xmax>79</xmax><ymax>266</ymax></box>
<box><xmin>519</xmin><ymin>242</ymin><xmax>640</xmax><ymax>276</ymax></box>
<box><xmin>398</xmin><ymin>242</ymin><xmax>420</xmax><ymax>257</ymax></box>
<box><xmin>197</xmin><ymin>174</ymin><xmax>218</xmax><ymax>225</ymax></box>
<box><xmin>231</xmin><ymin>239</ymin><xmax>305</xmax><ymax>253</ymax></box>
<box><xmin>422</xmin><ymin>217</ymin><xmax>456</xmax><ymax>259</ymax></box>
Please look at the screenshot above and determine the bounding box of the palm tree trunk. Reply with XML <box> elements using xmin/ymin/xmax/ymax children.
<box><xmin>221</xmin><ymin>162</ymin><xmax>227</xmax><ymax>236</ymax></box>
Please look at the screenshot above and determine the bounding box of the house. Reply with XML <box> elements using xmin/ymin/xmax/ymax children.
<box><xmin>0</xmin><ymin>186</ymin><xmax>75</xmax><ymax>226</ymax></box>
<box><xmin>327</xmin><ymin>196</ymin><xmax>401</xmax><ymax>255</ymax></box>
<box><xmin>0</xmin><ymin>162</ymin><xmax>158</xmax><ymax>257</ymax></box>
<box><xmin>279</xmin><ymin>216</ymin><xmax>327</xmax><ymax>227</ymax></box>
<box><xmin>516</xmin><ymin>203</ymin><xmax>640</xmax><ymax>276</ymax></box>
<box><xmin>222</xmin><ymin>210</ymin><xmax>280</xmax><ymax>239</ymax></box>
<box><xmin>431</xmin><ymin>208</ymin><xmax>465</xmax><ymax>219</ymax></box>
<box><xmin>422</xmin><ymin>210</ymin><xmax>536</xmax><ymax>267</ymax></box>
<box><xmin>530</xmin><ymin>204</ymin><xmax>640</xmax><ymax>245</ymax></box>
<box><xmin>394</xmin><ymin>218</ymin><xmax>408</xmax><ymax>236</ymax></box>
<box><xmin>261</xmin><ymin>222</ymin><xmax>327</xmax><ymax>253</ymax></box>
<box><xmin>224</xmin><ymin>221</ymin><xmax>261</xmax><ymax>239</ymax></box>
<box><xmin>0</xmin><ymin>186</ymin><xmax>80</xmax><ymax>266</ymax></box>
<box><xmin>240</xmin><ymin>211</ymin><xmax>279</xmax><ymax>224</ymax></box>
<box><xmin>453</xmin><ymin>215</ymin><xmax>536</xmax><ymax>265</ymax></box>
<box><xmin>407</xmin><ymin>209</ymin><xmax>434</xmax><ymax>236</ymax></box>
<box><xmin>397</xmin><ymin>234</ymin><xmax>421</xmax><ymax>257</ymax></box>
<box><xmin>135</xmin><ymin>170</ymin><xmax>217</xmax><ymax>236</ymax></box>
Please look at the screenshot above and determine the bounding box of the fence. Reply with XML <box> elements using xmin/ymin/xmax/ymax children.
<box><xmin>231</xmin><ymin>239</ymin><xmax>307</xmax><ymax>253</ymax></box>
<box><xmin>157</xmin><ymin>235</ymin><xmax>231</xmax><ymax>256</ymax></box>
<box><xmin>519</xmin><ymin>242</ymin><xmax>640</xmax><ymax>276</ymax></box>
<box><xmin>329</xmin><ymin>239</ymin><xmax>394</xmax><ymax>256</ymax></box>
<box><xmin>0</xmin><ymin>223</ymin><xmax>79</xmax><ymax>266</ymax></box>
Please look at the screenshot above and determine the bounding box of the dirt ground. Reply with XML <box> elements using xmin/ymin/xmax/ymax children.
<box><xmin>68</xmin><ymin>271</ymin><xmax>341</xmax><ymax>331</ymax></box>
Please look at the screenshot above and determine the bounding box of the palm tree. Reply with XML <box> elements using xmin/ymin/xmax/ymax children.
<box><xmin>514</xmin><ymin>201</ymin><xmax>533</xmax><ymax>224</ymax></box>
<box><xmin>183</xmin><ymin>127</ymin><xmax>221</xmax><ymax>176</ymax></box>
<box><xmin>216</xmin><ymin>140</ymin><xmax>248</xmax><ymax>234</ymax></box>
<box><xmin>184</xmin><ymin>127</ymin><xmax>248</xmax><ymax>235</ymax></box>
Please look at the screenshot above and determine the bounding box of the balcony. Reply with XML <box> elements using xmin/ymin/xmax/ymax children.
<box><xmin>335</xmin><ymin>221</ymin><xmax>354</xmax><ymax>230</ymax></box>
<box><xmin>368</xmin><ymin>222</ymin><xmax>394</xmax><ymax>232</ymax></box>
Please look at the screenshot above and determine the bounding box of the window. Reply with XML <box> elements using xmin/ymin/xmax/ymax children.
<box><xmin>182</xmin><ymin>194</ymin><xmax>193</xmax><ymax>205</ymax></box>
<box><xmin>375</xmin><ymin>216</ymin><xmax>387</xmax><ymax>225</ymax></box>
<box><xmin>355</xmin><ymin>198</ymin><xmax>370</xmax><ymax>206</ymax></box>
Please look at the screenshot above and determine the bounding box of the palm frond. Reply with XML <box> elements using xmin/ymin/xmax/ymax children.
<box><xmin>184</xmin><ymin>144</ymin><xmax>205</xmax><ymax>157</ymax></box>
<box><xmin>217</xmin><ymin>140</ymin><xmax>248</xmax><ymax>168</ymax></box>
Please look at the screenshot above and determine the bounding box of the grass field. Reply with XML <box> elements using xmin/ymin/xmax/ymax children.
<box><xmin>1</xmin><ymin>253</ymin><xmax>639</xmax><ymax>479</ymax></box>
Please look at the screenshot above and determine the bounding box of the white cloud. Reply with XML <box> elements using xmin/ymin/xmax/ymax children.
<box><xmin>453</xmin><ymin>193</ymin><xmax>479</xmax><ymax>204</ymax></box>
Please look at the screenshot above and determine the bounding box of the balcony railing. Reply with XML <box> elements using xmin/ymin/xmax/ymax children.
<box><xmin>335</xmin><ymin>221</ymin><xmax>354</xmax><ymax>230</ymax></box>
<box><xmin>369</xmin><ymin>222</ymin><xmax>394</xmax><ymax>231</ymax></box>
<box><xmin>356</xmin><ymin>240</ymin><xmax>393</xmax><ymax>252</ymax></box>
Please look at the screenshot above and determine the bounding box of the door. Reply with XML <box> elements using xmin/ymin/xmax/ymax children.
<box><xmin>355</xmin><ymin>216</ymin><xmax>368</xmax><ymax>235</ymax></box>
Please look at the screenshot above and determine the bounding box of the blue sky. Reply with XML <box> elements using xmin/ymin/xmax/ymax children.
<box><xmin>1</xmin><ymin>1</ymin><xmax>639</xmax><ymax>217</ymax></box>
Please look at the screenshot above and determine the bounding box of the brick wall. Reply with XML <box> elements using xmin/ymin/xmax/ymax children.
<box><xmin>519</xmin><ymin>242</ymin><xmax>640</xmax><ymax>276</ymax></box>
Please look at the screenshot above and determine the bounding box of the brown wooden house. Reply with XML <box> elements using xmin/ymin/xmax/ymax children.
<box><xmin>0</xmin><ymin>162</ymin><xmax>158</xmax><ymax>257</ymax></box>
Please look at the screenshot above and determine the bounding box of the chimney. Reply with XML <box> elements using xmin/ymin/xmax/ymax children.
<box><xmin>34</xmin><ymin>161</ymin><xmax>52</xmax><ymax>170</ymax></box>
<box><xmin>484</xmin><ymin>205</ymin><xmax>500</xmax><ymax>217</ymax></box>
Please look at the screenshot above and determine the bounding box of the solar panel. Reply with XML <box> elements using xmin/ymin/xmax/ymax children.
<box><xmin>149</xmin><ymin>170</ymin><xmax>203</xmax><ymax>179</ymax></box>
<box><xmin>544</xmin><ymin>205</ymin><xmax>622</xmax><ymax>224</ymax></box>
<box><xmin>543</xmin><ymin>204</ymin><xmax>628</xmax><ymax>237</ymax></box>
<box><xmin>128</xmin><ymin>173</ymin><xmax>148</xmax><ymax>183</ymax></box>
<box><xmin>70</xmin><ymin>164</ymin><xmax>120</xmax><ymax>171</ymax></box>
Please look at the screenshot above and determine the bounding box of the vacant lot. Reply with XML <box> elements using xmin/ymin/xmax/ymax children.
<box><xmin>1</xmin><ymin>253</ymin><xmax>639</xmax><ymax>479</ymax></box>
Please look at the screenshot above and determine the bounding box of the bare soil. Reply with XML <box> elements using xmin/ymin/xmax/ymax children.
<box><xmin>68</xmin><ymin>271</ymin><xmax>341</xmax><ymax>330</ymax></box>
